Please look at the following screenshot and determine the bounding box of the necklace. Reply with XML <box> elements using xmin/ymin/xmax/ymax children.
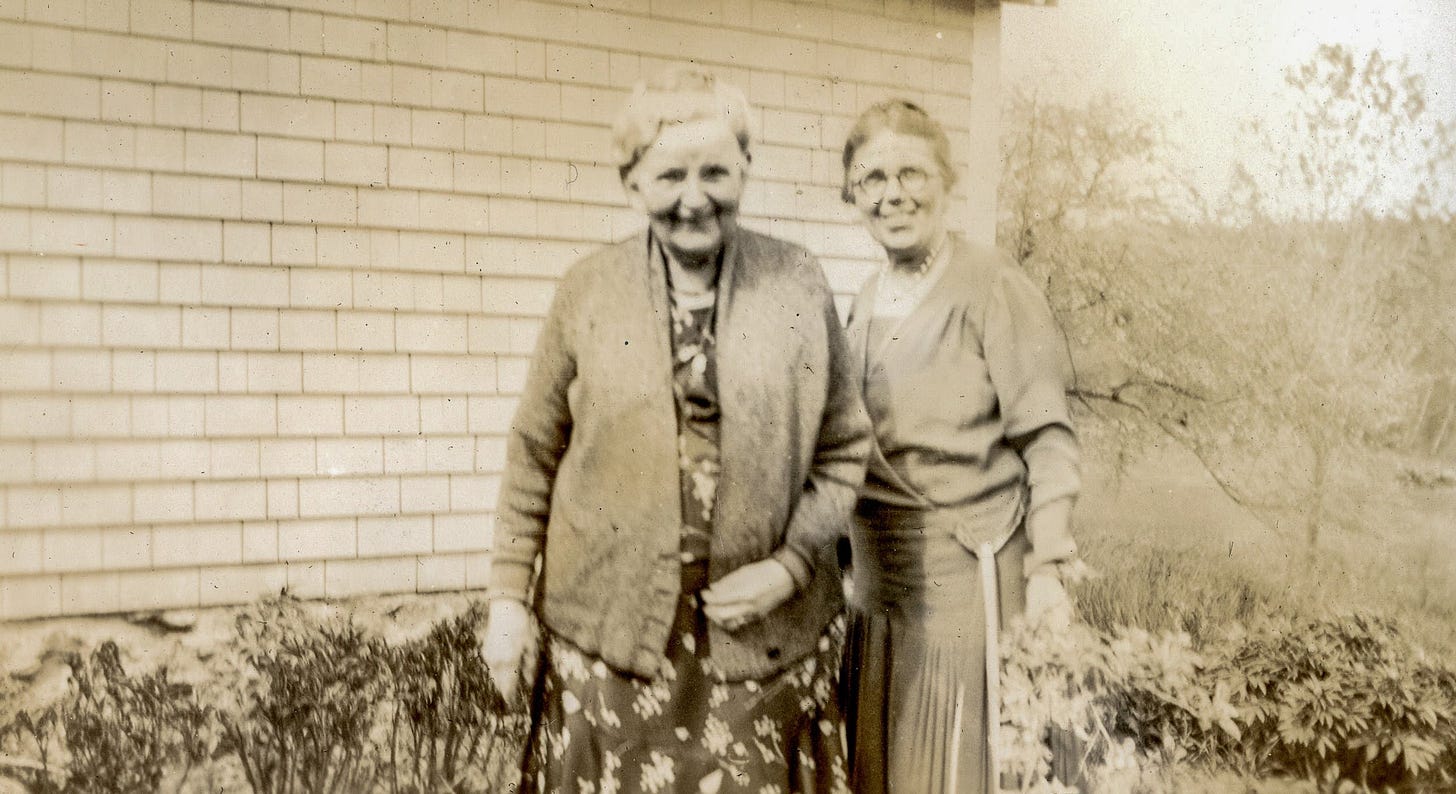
<box><xmin>888</xmin><ymin>233</ymin><xmax>947</xmax><ymax>278</ymax></box>
<box><xmin>875</xmin><ymin>234</ymin><xmax>950</xmax><ymax>317</ymax></box>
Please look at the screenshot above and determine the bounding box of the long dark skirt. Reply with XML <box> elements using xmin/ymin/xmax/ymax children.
<box><xmin>841</xmin><ymin>508</ymin><xmax>1029</xmax><ymax>794</ymax></box>
<box><xmin>524</xmin><ymin>565</ymin><xmax>850</xmax><ymax>794</ymax></box>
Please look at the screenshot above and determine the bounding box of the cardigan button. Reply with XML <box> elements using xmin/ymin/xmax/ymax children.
<box><xmin>766</xmin><ymin>646</ymin><xmax>781</xmax><ymax>661</ymax></box>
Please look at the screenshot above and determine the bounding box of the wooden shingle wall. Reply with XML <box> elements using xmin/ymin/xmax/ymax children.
<box><xmin>0</xmin><ymin>0</ymin><xmax>977</xmax><ymax>619</ymax></box>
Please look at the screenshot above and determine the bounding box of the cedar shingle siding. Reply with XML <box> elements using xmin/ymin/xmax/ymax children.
<box><xmin>0</xmin><ymin>0</ymin><xmax>980</xmax><ymax>619</ymax></box>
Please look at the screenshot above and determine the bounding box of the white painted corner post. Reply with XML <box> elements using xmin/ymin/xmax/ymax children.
<box><xmin>966</xmin><ymin>0</ymin><xmax>1003</xmax><ymax>247</ymax></box>
<box><xmin>966</xmin><ymin>0</ymin><xmax>1056</xmax><ymax>247</ymax></box>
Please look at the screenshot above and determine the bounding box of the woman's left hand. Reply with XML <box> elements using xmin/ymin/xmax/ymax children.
<box><xmin>1025</xmin><ymin>570</ymin><xmax>1074</xmax><ymax>632</ymax></box>
<box><xmin>701</xmin><ymin>559</ymin><xmax>795</xmax><ymax>631</ymax></box>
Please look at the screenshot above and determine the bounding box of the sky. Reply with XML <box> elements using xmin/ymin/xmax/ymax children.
<box><xmin>1000</xmin><ymin>0</ymin><xmax>1456</xmax><ymax>214</ymax></box>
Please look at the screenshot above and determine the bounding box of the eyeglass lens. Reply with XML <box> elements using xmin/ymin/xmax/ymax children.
<box><xmin>857</xmin><ymin>167</ymin><xmax>929</xmax><ymax>201</ymax></box>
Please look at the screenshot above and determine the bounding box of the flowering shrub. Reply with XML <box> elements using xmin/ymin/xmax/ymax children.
<box><xmin>999</xmin><ymin>619</ymin><xmax>1240</xmax><ymax>793</ymax></box>
<box><xmin>999</xmin><ymin>613</ymin><xmax>1456</xmax><ymax>793</ymax></box>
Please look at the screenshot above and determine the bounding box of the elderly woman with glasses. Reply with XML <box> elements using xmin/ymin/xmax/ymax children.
<box><xmin>479</xmin><ymin>67</ymin><xmax>870</xmax><ymax>793</ymax></box>
<box><xmin>836</xmin><ymin>100</ymin><xmax>1082</xmax><ymax>793</ymax></box>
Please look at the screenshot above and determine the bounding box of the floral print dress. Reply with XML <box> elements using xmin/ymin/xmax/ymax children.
<box><xmin>526</xmin><ymin>280</ymin><xmax>850</xmax><ymax>794</ymax></box>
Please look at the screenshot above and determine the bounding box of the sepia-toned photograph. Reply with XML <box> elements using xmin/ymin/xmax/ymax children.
<box><xmin>1</xmin><ymin>0</ymin><xmax>1453</xmax><ymax>792</ymax></box>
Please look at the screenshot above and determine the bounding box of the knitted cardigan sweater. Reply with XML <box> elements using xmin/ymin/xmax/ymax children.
<box><xmin>488</xmin><ymin>228</ymin><xmax>872</xmax><ymax>680</ymax></box>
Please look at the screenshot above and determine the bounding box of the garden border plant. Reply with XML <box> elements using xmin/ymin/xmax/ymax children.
<box><xmin>1000</xmin><ymin>599</ymin><xmax>1456</xmax><ymax>794</ymax></box>
<box><xmin>1</xmin><ymin>595</ymin><xmax>530</xmax><ymax>794</ymax></box>
<box><xmin>1</xmin><ymin>641</ymin><xmax>217</xmax><ymax>794</ymax></box>
<box><xmin>6</xmin><ymin>591</ymin><xmax>1453</xmax><ymax>793</ymax></box>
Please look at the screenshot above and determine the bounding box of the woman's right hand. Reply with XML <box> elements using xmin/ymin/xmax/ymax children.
<box><xmin>480</xmin><ymin>599</ymin><xmax>532</xmax><ymax>701</ymax></box>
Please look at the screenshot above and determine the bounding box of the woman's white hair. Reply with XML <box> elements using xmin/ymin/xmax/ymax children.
<box><xmin>612</xmin><ymin>66</ymin><xmax>755</xmax><ymax>178</ymax></box>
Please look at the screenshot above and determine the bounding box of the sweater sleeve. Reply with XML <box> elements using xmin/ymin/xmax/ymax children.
<box><xmin>486</xmin><ymin>272</ymin><xmax>579</xmax><ymax>604</ymax></box>
<box><xmin>774</xmin><ymin>260</ymin><xmax>873</xmax><ymax>588</ymax></box>
<box><xmin>1020</xmin><ymin>424</ymin><xmax>1080</xmax><ymax>572</ymax></box>
<box><xmin>982</xmin><ymin>265</ymin><xmax>1081</xmax><ymax>569</ymax></box>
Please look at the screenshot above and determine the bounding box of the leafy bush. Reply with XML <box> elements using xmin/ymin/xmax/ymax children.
<box><xmin>213</xmin><ymin>596</ymin><xmax>528</xmax><ymax>794</ymax></box>
<box><xmin>381</xmin><ymin>605</ymin><xmax>528</xmax><ymax>793</ymax></box>
<box><xmin>221</xmin><ymin>620</ymin><xmax>390</xmax><ymax>794</ymax></box>
<box><xmin>1</xmin><ymin>641</ymin><xmax>217</xmax><ymax>794</ymax></box>
<box><xmin>1001</xmin><ymin>613</ymin><xmax>1456</xmax><ymax>793</ymax></box>
<box><xmin>1212</xmin><ymin>615</ymin><xmax>1456</xmax><ymax>791</ymax></box>
<box><xmin>1000</xmin><ymin>619</ymin><xmax>1240</xmax><ymax>794</ymax></box>
<box><xmin>0</xmin><ymin>600</ymin><xmax>529</xmax><ymax>793</ymax></box>
<box><xmin>2</xmin><ymin>698</ymin><xmax>64</xmax><ymax>793</ymax></box>
<box><xmin>7</xmin><ymin>593</ymin><xmax>1451</xmax><ymax>794</ymax></box>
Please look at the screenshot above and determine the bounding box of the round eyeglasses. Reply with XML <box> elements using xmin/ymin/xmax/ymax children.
<box><xmin>851</xmin><ymin>166</ymin><xmax>931</xmax><ymax>203</ymax></box>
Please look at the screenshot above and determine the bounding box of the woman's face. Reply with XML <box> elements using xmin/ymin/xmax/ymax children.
<box><xmin>623</xmin><ymin>118</ymin><xmax>748</xmax><ymax>267</ymax></box>
<box><xmin>846</xmin><ymin>130</ymin><xmax>949</xmax><ymax>263</ymax></box>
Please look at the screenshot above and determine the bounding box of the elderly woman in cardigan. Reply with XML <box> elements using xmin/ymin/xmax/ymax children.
<box><xmin>480</xmin><ymin>67</ymin><xmax>870</xmax><ymax>793</ymax></box>
<box><xmin>837</xmin><ymin>100</ymin><xmax>1081</xmax><ymax>793</ymax></box>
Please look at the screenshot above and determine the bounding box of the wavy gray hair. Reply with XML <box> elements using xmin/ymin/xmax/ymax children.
<box><xmin>841</xmin><ymin>99</ymin><xmax>958</xmax><ymax>203</ymax></box>
<box><xmin>612</xmin><ymin>66</ymin><xmax>754</xmax><ymax>179</ymax></box>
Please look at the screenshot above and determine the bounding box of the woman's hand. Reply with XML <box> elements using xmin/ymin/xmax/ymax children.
<box><xmin>480</xmin><ymin>599</ymin><xmax>532</xmax><ymax>701</ymax></box>
<box><xmin>1024</xmin><ymin>570</ymin><xmax>1074</xmax><ymax>632</ymax></box>
<box><xmin>701</xmin><ymin>558</ymin><xmax>795</xmax><ymax>631</ymax></box>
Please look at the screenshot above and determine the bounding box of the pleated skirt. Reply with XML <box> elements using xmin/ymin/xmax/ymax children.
<box><xmin>841</xmin><ymin>504</ymin><xmax>1028</xmax><ymax>794</ymax></box>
